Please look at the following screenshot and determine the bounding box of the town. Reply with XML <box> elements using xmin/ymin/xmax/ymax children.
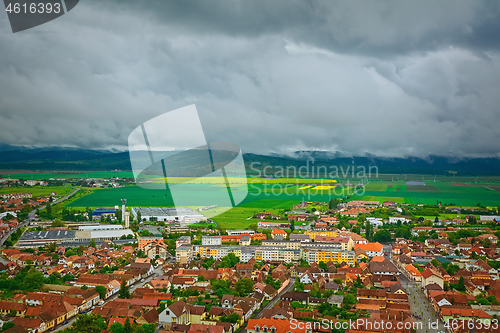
<box><xmin>0</xmin><ymin>182</ymin><xmax>499</xmax><ymax>333</ymax></box>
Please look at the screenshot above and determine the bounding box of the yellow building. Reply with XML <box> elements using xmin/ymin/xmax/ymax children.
<box><xmin>303</xmin><ymin>249</ymin><xmax>355</xmax><ymax>266</ymax></box>
<box><xmin>261</xmin><ymin>240</ymin><xmax>301</xmax><ymax>249</ymax></box>
<box><xmin>305</xmin><ymin>229</ymin><xmax>338</xmax><ymax>240</ymax></box>
<box><xmin>175</xmin><ymin>245</ymin><xmax>193</xmax><ymax>264</ymax></box>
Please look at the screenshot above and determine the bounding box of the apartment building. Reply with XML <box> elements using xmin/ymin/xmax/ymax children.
<box><xmin>304</xmin><ymin>229</ymin><xmax>338</xmax><ymax>240</ymax></box>
<box><xmin>261</xmin><ymin>240</ymin><xmax>301</xmax><ymax>250</ymax></box>
<box><xmin>176</xmin><ymin>245</ymin><xmax>193</xmax><ymax>264</ymax></box>
<box><xmin>302</xmin><ymin>248</ymin><xmax>355</xmax><ymax>265</ymax></box>
<box><xmin>254</xmin><ymin>248</ymin><xmax>300</xmax><ymax>263</ymax></box>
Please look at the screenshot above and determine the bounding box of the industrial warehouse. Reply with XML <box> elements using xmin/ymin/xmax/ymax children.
<box><xmin>131</xmin><ymin>206</ymin><xmax>206</xmax><ymax>224</ymax></box>
<box><xmin>17</xmin><ymin>225</ymin><xmax>134</xmax><ymax>248</ymax></box>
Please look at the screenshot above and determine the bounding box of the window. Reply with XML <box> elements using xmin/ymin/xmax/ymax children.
<box><xmin>255</xmin><ymin>326</ymin><xmax>260</xmax><ymax>333</ymax></box>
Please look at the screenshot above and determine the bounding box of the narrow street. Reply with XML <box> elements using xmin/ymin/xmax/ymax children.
<box><xmin>384</xmin><ymin>244</ymin><xmax>446</xmax><ymax>333</ymax></box>
<box><xmin>400</xmin><ymin>273</ymin><xmax>446</xmax><ymax>333</ymax></box>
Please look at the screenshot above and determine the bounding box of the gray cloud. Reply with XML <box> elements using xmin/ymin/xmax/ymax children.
<box><xmin>0</xmin><ymin>0</ymin><xmax>499</xmax><ymax>157</ymax></box>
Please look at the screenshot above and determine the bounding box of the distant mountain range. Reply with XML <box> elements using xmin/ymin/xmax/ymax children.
<box><xmin>0</xmin><ymin>145</ymin><xmax>499</xmax><ymax>176</ymax></box>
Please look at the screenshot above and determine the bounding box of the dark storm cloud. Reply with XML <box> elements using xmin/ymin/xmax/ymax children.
<box><xmin>0</xmin><ymin>0</ymin><xmax>499</xmax><ymax>157</ymax></box>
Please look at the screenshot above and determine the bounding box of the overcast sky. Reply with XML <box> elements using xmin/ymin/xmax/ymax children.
<box><xmin>1</xmin><ymin>0</ymin><xmax>500</xmax><ymax>157</ymax></box>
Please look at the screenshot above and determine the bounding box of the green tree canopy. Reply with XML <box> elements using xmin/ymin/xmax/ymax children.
<box><xmin>217</xmin><ymin>253</ymin><xmax>240</xmax><ymax>268</ymax></box>
<box><xmin>109</xmin><ymin>322</ymin><xmax>124</xmax><ymax>333</ymax></box>
<box><xmin>95</xmin><ymin>285</ymin><xmax>107</xmax><ymax>299</ymax></box>
<box><xmin>118</xmin><ymin>280</ymin><xmax>130</xmax><ymax>299</ymax></box>
<box><xmin>373</xmin><ymin>229</ymin><xmax>391</xmax><ymax>243</ymax></box>
<box><xmin>61</xmin><ymin>314</ymin><xmax>107</xmax><ymax>333</ymax></box>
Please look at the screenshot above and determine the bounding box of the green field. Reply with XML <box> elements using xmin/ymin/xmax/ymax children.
<box><xmin>352</xmin><ymin>180</ymin><xmax>500</xmax><ymax>206</ymax></box>
<box><xmin>63</xmin><ymin>178</ymin><xmax>500</xmax><ymax>230</ymax></box>
<box><xmin>0</xmin><ymin>186</ymin><xmax>75</xmax><ymax>197</ymax></box>
<box><xmin>0</xmin><ymin>171</ymin><xmax>133</xmax><ymax>180</ymax></box>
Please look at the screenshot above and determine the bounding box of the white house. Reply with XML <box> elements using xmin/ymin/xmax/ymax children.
<box><xmin>389</xmin><ymin>216</ymin><xmax>411</xmax><ymax>224</ymax></box>
<box><xmin>299</xmin><ymin>271</ymin><xmax>314</xmax><ymax>284</ymax></box>
<box><xmin>366</xmin><ymin>218</ymin><xmax>383</xmax><ymax>227</ymax></box>
<box><xmin>159</xmin><ymin>300</ymin><xmax>191</xmax><ymax>327</ymax></box>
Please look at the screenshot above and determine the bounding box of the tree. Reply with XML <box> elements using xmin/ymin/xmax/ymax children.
<box><xmin>46</xmin><ymin>242</ymin><xmax>58</xmax><ymax>252</ymax></box>
<box><xmin>135</xmin><ymin>324</ymin><xmax>155</xmax><ymax>333</ymax></box>
<box><xmin>136</xmin><ymin>211</ymin><xmax>142</xmax><ymax>223</ymax></box>
<box><xmin>290</xmin><ymin>301</ymin><xmax>302</xmax><ymax>309</ymax></box>
<box><xmin>234</xmin><ymin>278</ymin><xmax>254</xmax><ymax>296</ymax></box>
<box><xmin>90</xmin><ymin>239</ymin><xmax>96</xmax><ymax>248</ymax></box>
<box><xmin>46</xmin><ymin>202</ymin><xmax>52</xmax><ymax>217</ymax></box>
<box><xmin>373</xmin><ymin>229</ymin><xmax>391</xmax><ymax>243</ymax></box>
<box><xmin>217</xmin><ymin>253</ymin><xmax>240</xmax><ymax>268</ymax></box>
<box><xmin>118</xmin><ymin>280</ymin><xmax>130</xmax><ymax>299</ymax></box>
<box><xmin>123</xmin><ymin>317</ymin><xmax>132</xmax><ymax>333</ymax></box>
<box><xmin>343</xmin><ymin>294</ymin><xmax>357</xmax><ymax>307</ymax></box>
<box><xmin>95</xmin><ymin>285</ymin><xmax>107</xmax><ymax>300</ymax></box>
<box><xmin>365</xmin><ymin>221</ymin><xmax>373</xmax><ymax>241</ymax></box>
<box><xmin>222</xmin><ymin>312</ymin><xmax>240</xmax><ymax>323</ymax></box>
<box><xmin>109</xmin><ymin>322</ymin><xmax>124</xmax><ymax>333</ymax></box>
<box><xmin>116</xmin><ymin>209</ymin><xmax>122</xmax><ymax>223</ymax></box>
<box><xmin>451</xmin><ymin>276</ymin><xmax>466</xmax><ymax>292</ymax></box>
<box><xmin>140</xmin><ymin>324</ymin><xmax>155</xmax><ymax>333</ymax></box>
<box><xmin>1</xmin><ymin>322</ymin><xmax>15</xmax><ymax>331</ymax></box>
<box><xmin>51</xmin><ymin>218</ymin><xmax>65</xmax><ymax>228</ymax></box>
<box><xmin>319</xmin><ymin>261</ymin><xmax>327</xmax><ymax>271</ymax></box>
<box><xmin>458</xmin><ymin>276</ymin><xmax>465</xmax><ymax>291</ymax></box>
<box><xmin>9</xmin><ymin>309</ymin><xmax>17</xmax><ymax>317</ymax></box>
<box><xmin>329</xmin><ymin>199</ymin><xmax>340</xmax><ymax>210</ymax></box>
<box><xmin>62</xmin><ymin>313</ymin><xmax>107</xmax><ymax>333</ymax></box>
<box><xmin>482</xmin><ymin>239</ymin><xmax>492</xmax><ymax>248</ymax></box>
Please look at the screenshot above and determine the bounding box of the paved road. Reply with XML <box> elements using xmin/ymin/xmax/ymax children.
<box><xmin>400</xmin><ymin>273</ymin><xmax>446</xmax><ymax>333</ymax></box>
<box><xmin>253</xmin><ymin>277</ymin><xmax>296</xmax><ymax>319</ymax></box>
<box><xmin>53</xmin><ymin>188</ymin><xmax>80</xmax><ymax>205</ymax></box>
<box><xmin>385</xmin><ymin>245</ymin><xmax>446</xmax><ymax>333</ymax></box>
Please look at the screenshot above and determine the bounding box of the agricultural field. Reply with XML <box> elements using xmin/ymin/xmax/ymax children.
<box><xmin>0</xmin><ymin>186</ymin><xmax>75</xmax><ymax>198</ymax></box>
<box><xmin>0</xmin><ymin>171</ymin><xmax>133</xmax><ymax>180</ymax></box>
<box><xmin>353</xmin><ymin>180</ymin><xmax>500</xmax><ymax>206</ymax></box>
<box><xmin>63</xmin><ymin>177</ymin><xmax>500</xmax><ymax>230</ymax></box>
